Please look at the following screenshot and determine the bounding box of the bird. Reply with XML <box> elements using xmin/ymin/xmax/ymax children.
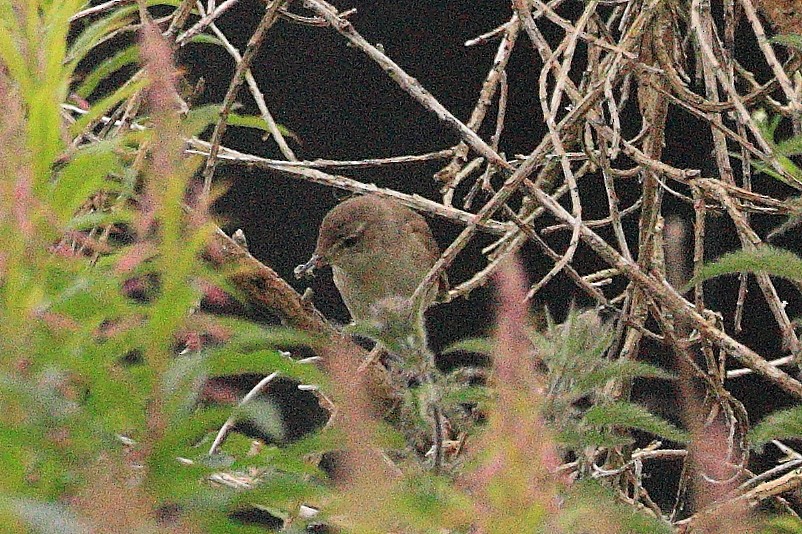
<box><xmin>294</xmin><ymin>194</ymin><xmax>445</xmax><ymax>327</ymax></box>
<box><xmin>295</xmin><ymin>194</ymin><xmax>448</xmax><ymax>470</ymax></box>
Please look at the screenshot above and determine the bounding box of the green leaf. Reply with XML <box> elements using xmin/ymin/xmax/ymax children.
<box><xmin>180</xmin><ymin>105</ymin><xmax>292</xmax><ymax>140</ymax></box>
<box><xmin>43</xmin><ymin>0</ymin><xmax>82</xmax><ymax>84</ymax></box>
<box><xmin>441</xmin><ymin>337</ymin><xmax>493</xmax><ymax>355</ymax></box>
<box><xmin>181</xmin><ymin>104</ymin><xmax>223</xmax><ymax>138</ymax></box>
<box><xmin>227</xmin><ymin>471</ymin><xmax>326</xmax><ymax>510</ymax></box>
<box><xmin>770</xmin><ymin>34</ymin><xmax>802</xmax><ymax>51</ymax></box>
<box><xmin>740</xmin><ymin>156</ymin><xmax>796</xmax><ymax>185</ymax></box>
<box><xmin>394</xmin><ymin>474</ymin><xmax>472</xmax><ymax>531</ymax></box>
<box><xmin>739</xmin><ymin>110</ymin><xmax>802</xmax><ymax>188</ymax></box>
<box><xmin>29</xmin><ymin>85</ymin><xmax>68</xmax><ymax>189</ymax></box>
<box><xmin>65</xmin><ymin>208</ymin><xmax>135</xmax><ymax>231</ymax></box>
<box><xmin>65</xmin><ymin>6</ymin><xmax>136</xmax><ymax>68</ymax></box>
<box><xmin>228</xmin><ymin>113</ymin><xmax>292</xmax><ymax>137</ymax></box>
<box><xmin>442</xmin><ymin>385</ymin><xmax>491</xmax><ymax>406</ymax></box>
<box><xmin>776</xmin><ymin>154</ymin><xmax>802</xmax><ymax>188</ymax></box>
<box><xmin>162</xmin><ymin>351</ymin><xmax>208</xmax><ymax>418</ymax></box>
<box><xmin>754</xmin><ymin>110</ymin><xmax>783</xmax><ymax>142</ymax></box>
<box><xmin>776</xmin><ymin>134</ymin><xmax>802</xmax><ymax>157</ymax></box>
<box><xmin>205</xmin><ymin>348</ymin><xmax>324</xmax><ymax>386</ymax></box>
<box><xmin>584</xmin><ymin>401</ymin><xmax>689</xmax><ymax>443</ymax></box>
<box><xmin>749</xmin><ymin>406</ymin><xmax>802</xmax><ymax>450</ymax></box>
<box><xmin>214</xmin><ymin>320</ymin><xmax>322</xmax><ymax>352</ymax></box>
<box><xmin>51</xmin><ymin>141</ymin><xmax>122</xmax><ymax>223</ymax></box>
<box><xmin>573</xmin><ymin>360</ymin><xmax>675</xmax><ymax>396</ymax></box>
<box><xmin>560</xmin><ymin>480</ymin><xmax>674</xmax><ymax>534</ymax></box>
<box><xmin>227</xmin><ymin>113</ymin><xmax>270</xmax><ymax>132</ymax></box>
<box><xmin>0</xmin><ymin>10</ymin><xmax>32</xmax><ymax>94</ymax></box>
<box><xmin>557</xmin><ymin>427</ymin><xmax>634</xmax><ymax>449</ymax></box>
<box><xmin>762</xmin><ymin>515</ymin><xmax>802</xmax><ymax>533</ymax></box>
<box><xmin>237</xmin><ymin>400</ymin><xmax>286</xmax><ymax>443</ymax></box>
<box><xmin>687</xmin><ymin>246</ymin><xmax>802</xmax><ymax>290</ymax></box>
<box><xmin>187</xmin><ymin>34</ymin><xmax>225</xmax><ymax>47</ymax></box>
<box><xmin>75</xmin><ymin>45</ymin><xmax>139</xmax><ymax>98</ymax></box>
<box><xmin>69</xmin><ymin>77</ymin><xmax>147</xmax><ymax>138</ymax></box>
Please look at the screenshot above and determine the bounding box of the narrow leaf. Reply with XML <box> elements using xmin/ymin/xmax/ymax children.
<box><xmin>584</xmin><ymin>401</ymin><xmax>689</xmax><ymax>443</ymax></box>
<box><xmin>51</xmin><ymin>141</ymin><xmax>122</xmax><ymax>223</ymax></box>
<box><xmin>69</xmin><ymin>77</ymin><xmax>147</xmax><ymax>138</ymax></box>
<box><xmin>687</xmin><ymin>246</ymin><xmax>802</xmax><ymax>290</ymax></box>
<box><xmin>441</xmin><ymin>337</ymin><xmax>493</xmax><ymax>355</ymax></box>
<box><xmin>771</xmin><ymin>34</ymin><xmax>802</xmax><ymax>51</ymax></box>
<box><xmin>574</xmin><ymin>361</ymin><xmax>675</xmax><ymax>395</ymax></box>
<box><xmin>75</xmin><ymin>45</ymin><xmax>139</xmax><ymax>98</ymax></box>
<box><xmin>749</xmin><ymin>406</ymin><xmax>802</xmax><ymax>450</ymax></box>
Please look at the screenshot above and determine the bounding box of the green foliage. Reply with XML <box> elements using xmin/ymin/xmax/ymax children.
<box><xmin>750</xmin><ymin>406</ymin><xmax>802</xmax><ymax>450</ymax></box>
<box><xmin>558</xmin><ymin>480</ymin><xmax>674</xmax><ymax>534</ymax></box>
<box><xmin>583</xmin><ymin>401</ymin><xmax>688</xmax><ymax>444</ymax></box>
<box><xmin>51</xmin><ymin>141</ymin><xmax>124</xmax><ymax>224</ymax></box>
<box><xmin>179</xmin><ymin>103</ymin><xmax>294</xmax><ymax>139</ymax></box>
<box><xmin>743</xmin><ymin>108</ymin><xmax>802</xmax><ymax>238</ymax></box>
<box><xmin>391</xmin><ymin>474</ymin><xmax>473</xmax><ymax>531</ymax></box>
<box><xmin>74</xmin><ymin>45</ymin><xmax>140</xmax><ymax>99</ymax></box>
<box><xmin>770</xmin><ymin>34</ymin><xmax>802</xmax><ymax>52</ymax></box>
<box><xmin>442</xmin><ymin>337</ymin><xmax>494</xmax><ymax>356</ymax></box>
<box><xmin>762</xmin><ymin>515</ymin><xmax>802</xmax><ymax>533</ymax></box>
<box><xmin>444</xmin><ymin>311</ymin><xmax>684</xmax><ymax>453</ymax></box>
<box><xmin>533</xmin><ymin>310</ymin><xmax>682</xmax><ymax>449</ymax></box>
<box><xmin>690</xmin><ymin>244</ymin><xmax>802</xmax><ymax>451</ymax></box>
<box><xmin>0</xmin><ymin>2</ymin><xmax>327</xmax><ymax>531</ymax></box>
<box><xmin>750</xmin><ymin>109</ymin><xmax>802</xmax><ymax>190</ymax></box>
<box><xmin>688</xmin><ymin>246</ymin><xmax>802</xmax><ymax>288</ymax></box>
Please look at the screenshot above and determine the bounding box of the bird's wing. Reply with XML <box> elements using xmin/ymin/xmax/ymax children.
<box><xmin>402</xmin><ymin>210</ymin><xmax>440</xmax><ymax>264</ymax></box>
<box><xmin>402</xmin><ymin>210</ymin><xmax>449</xmax><ymax>298</ymax></box>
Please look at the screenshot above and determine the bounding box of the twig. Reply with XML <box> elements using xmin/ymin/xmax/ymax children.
<box><xmin>540</xmin><ymin>198</ymin><xmax>641</xmax><ymax>235</ymax></box>
<box><xmin>738</xmin><ymin>0</ymin><xmax>801</xmax><ymax>113</ymax></box>
<box><xmin>527</xmin><ymin>0</ymin><xmax>597</xmax><ymax>300</ymax></box>
<box><xmin>201</xmin><ymin>0</ymin><xmax>287</xmax><ymax>197</ymax></box>
<box><xmin>675</xmin><ymin>468</ymin><xmax>802</xmax><ymax>529</ymax></box>
<box><xmin>176</xmin><ymin>0</ymin><xmax>243</xmax><ymax>46</ymax></box>
<box><xmin>525</xmin><ymin>182</ymin><xmax>802</xmax><ymax>399</ymax></box>
<box><xmin>690</xmin><ymin>0</ymin><xmax>799</xmax><ymax>185</ymax></box>
<box><xmin>304</xmin><ymin>0</ymin><xmax>511</xmax><ymax>171</ymax></box>
<box><xmin>726</xmin><ymin>355</ymin><xmax>796</xmax><ymax>378</ymax></box>
<box><xmin>209</xmin><ymin>371</ymin><xmax>280</xmax><ymax>455</ymax></box>
<box><xmin>188</xmin><ymin>139</ymin><xmax>512</xmax><ymax>235</ymax></box>
<box><xmin>464</xmin><ymin>19</ymin><xmax>514</xmax><ymax>47</ymax></box>
<box><xmin>198</xmin><ymin>2</ymin><xmax>297</xmax><ymax>160</ymax></box>
<box><xmin>211</xmin><ymin>149</ymin><xmax>454</xmax><ymax>169</ymax></box>
<box><xmin>70</xmin><ymin>0</ymin><xmax>134</xmax><ymax>21</ymax></box>
<box><xmin>697</xmin><ymin>178</ymin><xmax>800</xmax><ymax>353</ymax></box>
<box><xmin>438</xmin><ymin>15</ymin><xmax>520</xmax><ymax>192</ymax></box>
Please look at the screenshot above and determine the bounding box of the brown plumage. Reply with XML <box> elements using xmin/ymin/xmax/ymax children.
<box><xmin>297</xmin><ymin>195</ymin><xmax>445</xmax><ymax>322</ymax></box>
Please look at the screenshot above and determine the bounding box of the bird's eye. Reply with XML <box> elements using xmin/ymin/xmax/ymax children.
<box><xmin>341</xmin><ymin>235</ymin><xmax>359</xmax><ymax>248</ymax></box>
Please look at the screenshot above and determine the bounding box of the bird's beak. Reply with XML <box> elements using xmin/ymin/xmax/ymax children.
<box><xmin>294</xmin><ymin>253</ymin><xmax>326</xmax><ymax>279</ymax></box>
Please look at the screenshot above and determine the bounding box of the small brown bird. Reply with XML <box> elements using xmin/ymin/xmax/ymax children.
<box><xmin>297</xmin><ymin>195</ymin><xmax>448</xmax><ymax>470</ymax></box>
<box><xmin>295</xmin><ymin>195</ymin><xmax>445</xmax><ymax>323</ymax></box>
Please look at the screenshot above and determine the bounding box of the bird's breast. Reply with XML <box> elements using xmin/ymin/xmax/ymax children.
<box><xmin>331</xmin><ymin>252</ymin><xmax>436</xmax><ymax>322</ymax></box>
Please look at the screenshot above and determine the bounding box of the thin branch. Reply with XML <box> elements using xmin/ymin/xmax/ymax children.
<box><xmin>525</xmin><ymin>181</ymin><xmax>802</xmax><ymax>399</ymax></box>
<box><xmin>198</xmin><ymin>1</ymin><xmax>297</xmax><ymax>160</ymax></box>
<box><xmin>209</xmin><ymin>371</ymin><xmax>280</xmax><ymax>455</ymax></box>
<box><xmin>304</xmin><ymin>0</ymin><xmax>511</xmax><ymax>171</ymax></box>
<box><xmin>201</xmin><ymin>0</ymin><xmax>287</xmax><ymax>197</ymax></box>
